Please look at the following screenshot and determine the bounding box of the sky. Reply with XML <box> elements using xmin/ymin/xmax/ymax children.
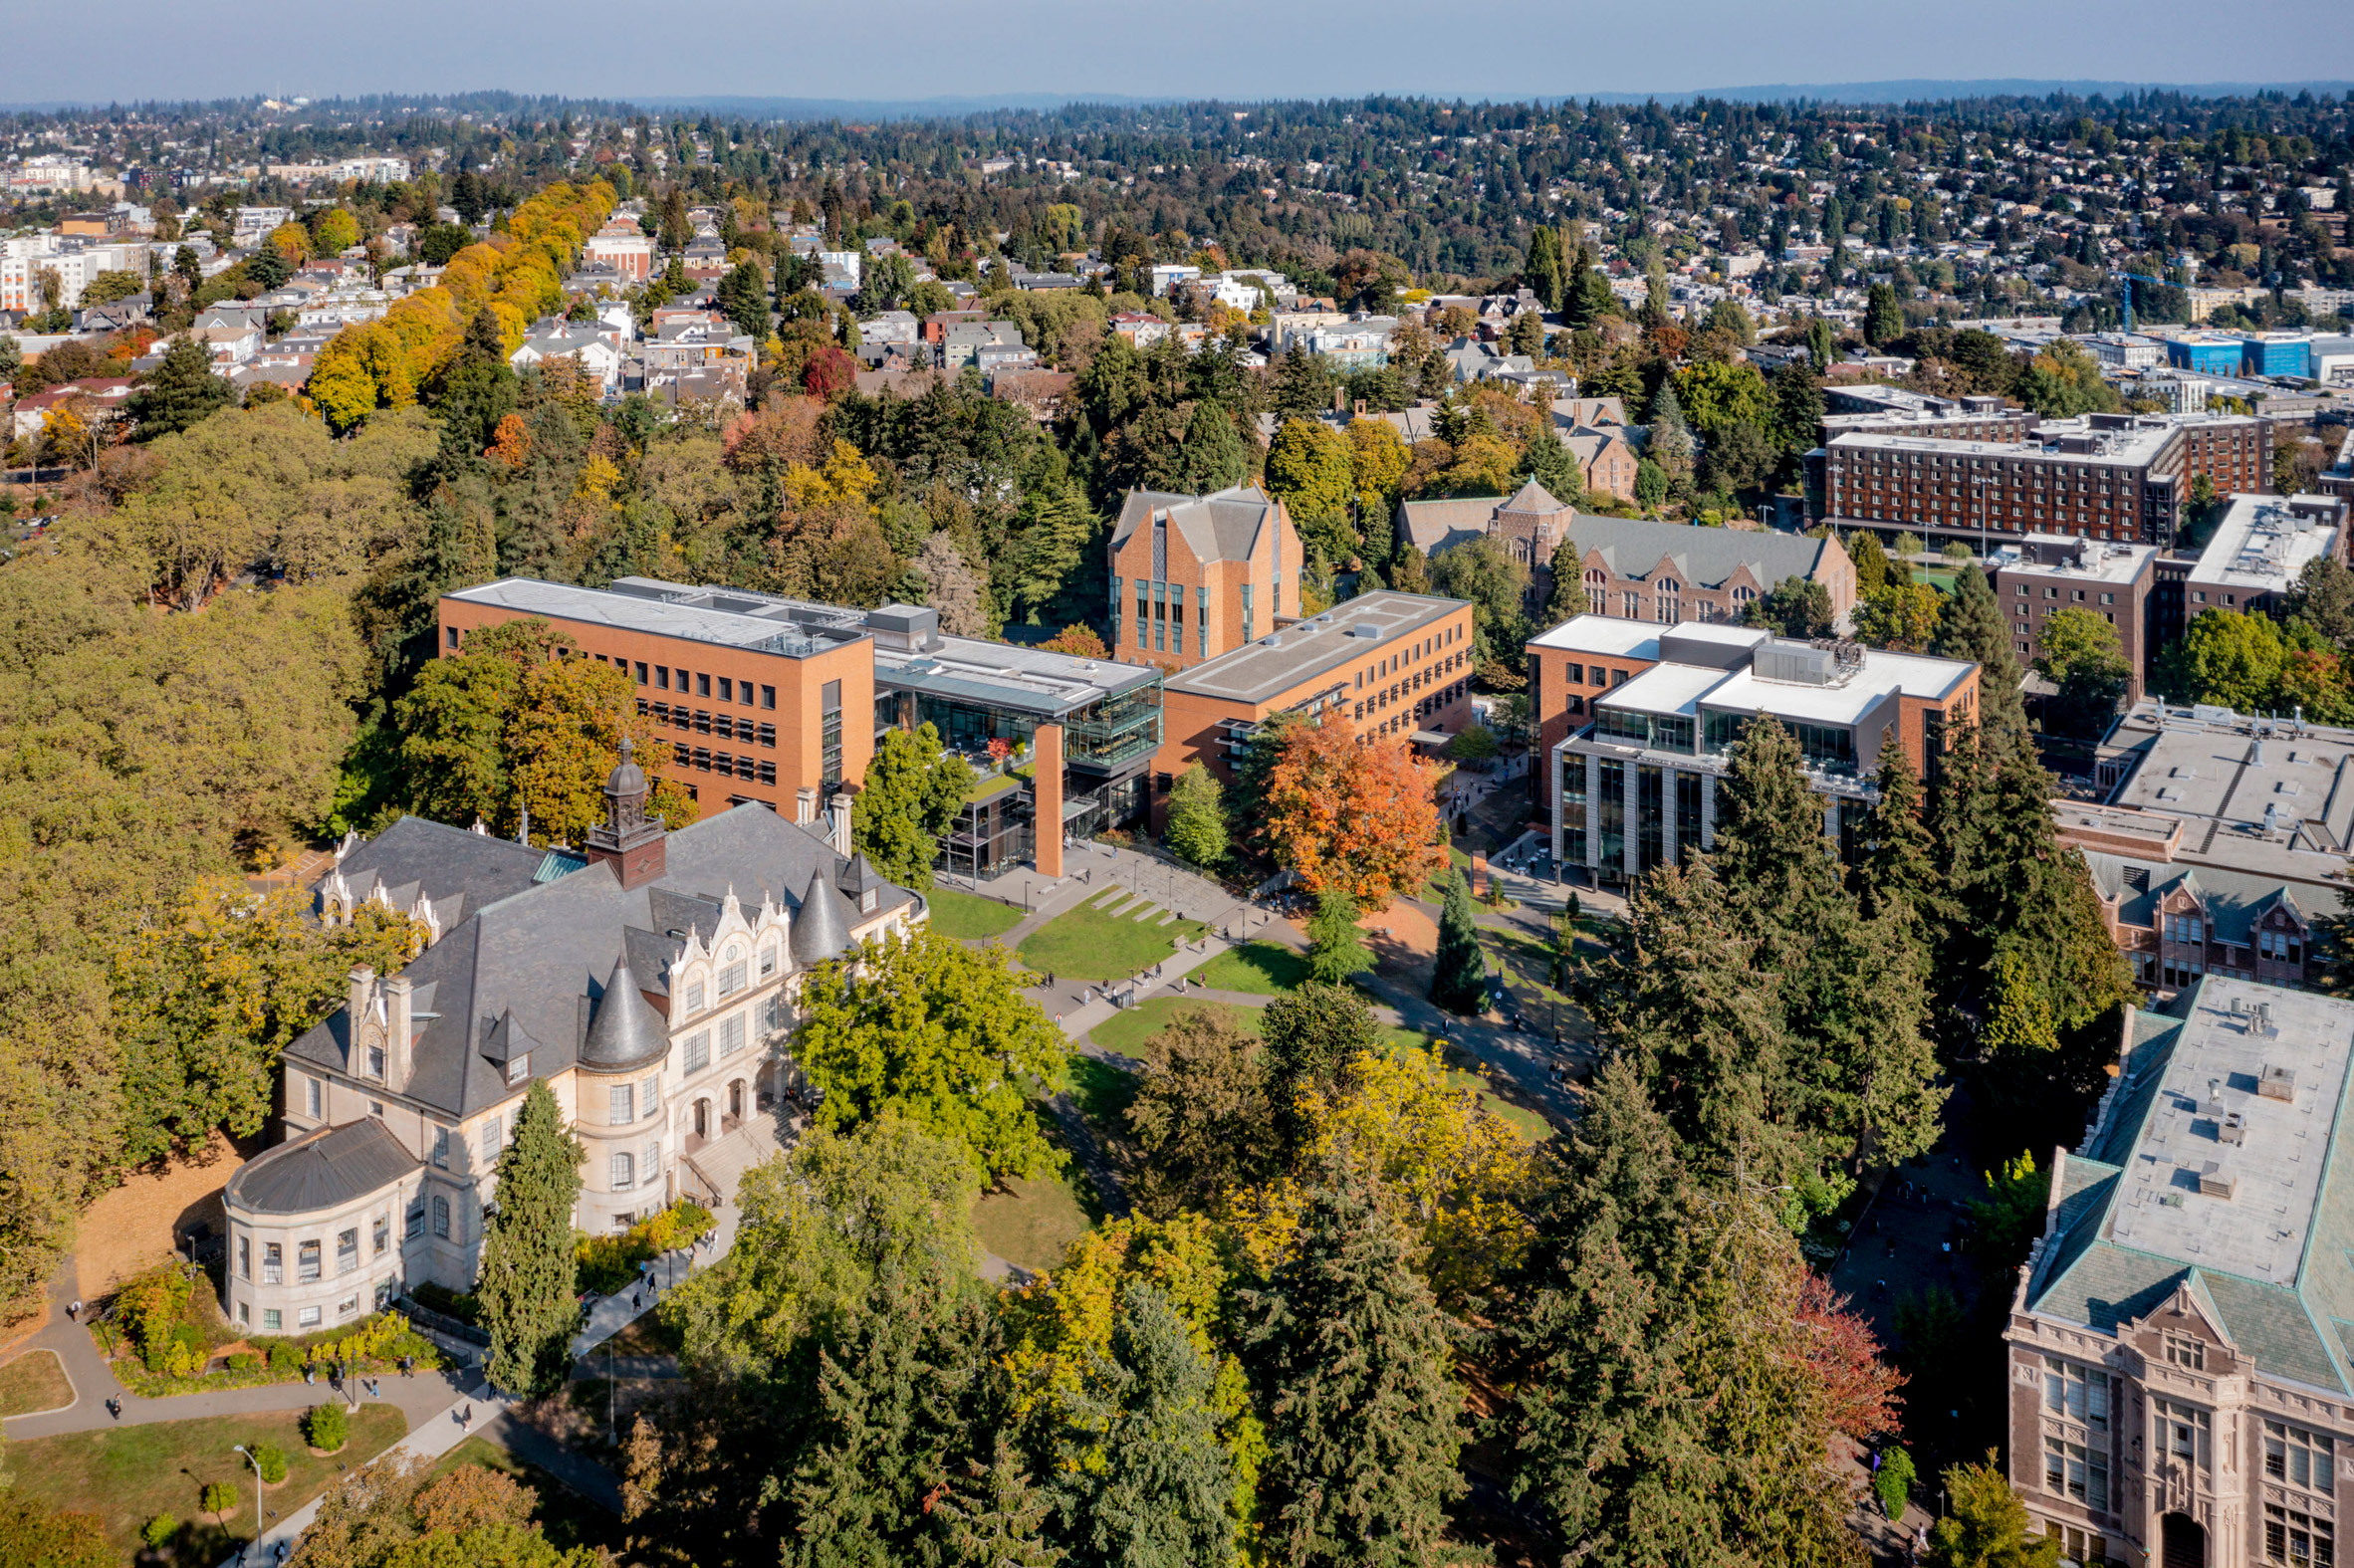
<box><xmin>10</xmin><ymin>0</ymin><xmax>2353</xmax><ymax>107</ymax></box>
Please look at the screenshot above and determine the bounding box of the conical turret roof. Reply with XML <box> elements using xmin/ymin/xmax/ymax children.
<box><xmin>792</xmin><ymin>866</ymin><xmax>857</xmax><ymax>967</ymax></box>
<box><xmin>581</xmin><ymin>958</ymin><xmax>668</xmax><ymax>1071</ymax></box>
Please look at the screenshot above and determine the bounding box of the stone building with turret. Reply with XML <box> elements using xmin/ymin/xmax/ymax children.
<box><xmin>217</xmin><ymin>746</ymin><xmax>922</xmax><ymax>1340</ymax></box>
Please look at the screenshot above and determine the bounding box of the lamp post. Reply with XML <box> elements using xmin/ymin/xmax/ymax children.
<box><xmin>232</xmin><ymin>1443</ymin><xmax>271</xmax><ymax>1529</ymax></box>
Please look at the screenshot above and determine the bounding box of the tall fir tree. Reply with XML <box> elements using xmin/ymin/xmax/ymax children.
<box><xmin>1709</xmin><ymin>716</ymin><xmax>1847</xmax><ymax>953</ymax></box>
<box><xmin>1853</xmin><ymin>733</ymin><xmax>1945</xmax><ymax>937</ymax></box>
<box><xmin>127</xmin><ymin>336</ymin><xmax>232</xmax><ymax>441</ymax></box>
<box><xmin>1931</xmin><ymin>567</ymin><xmax>2028</xmax><ymax>742</ymax></box>
<box><xmin>1429</xmin><ymin>869</ymin><xmax>1490</xmax><ymax>1015</ymax></box>
<box><xmin>1305</xmin><ymin>886</ymin><xmax>1374</xmax><ymax>986</ymax></box>
<box><xmin>1048</xmin><ymin>1281</ymin><xmax>1236</xmax><ymax>1568</ymax></box>
<box><xmin>1175</xmin><ymin>402</ymin><xmax>1249</xmax><ymax>494</ymax></box>
<box><xmin>479</xmin><ymin>1080</ymin><xmax>586</xmax><ymax>1396</ymax></box>
<box><xmin>1245</xmin><ymin>1182</ymin><xmax>1473</xmax><ymax>1568</ymax></box>
<box><xmin>786</xmin><ymin>1257</ymin><xmax>998</xmax><ymax>1568</ymax></box>
<box><xmin>934</xmin><ymin>1441</ymin><xmax>1065</xmax><ymax>1568</ymax></box>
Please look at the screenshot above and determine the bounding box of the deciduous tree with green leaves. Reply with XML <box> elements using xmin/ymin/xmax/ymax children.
<box><xmin>853</xmin><ymin>722</ymin><xmax>974</xmax><ymax>889</ymax></box>
<box><xmin>1125</xmin><ymin>1008</ymin><xmax>1280</xmax><ymax>1218</ymax></box>
<box><xmin>794</xmin><ymin>927</ymin><xmax>1069</xmax><ymax>1179</ymax></box>
<box><xmin>1927</xmin><ymin>1455</ymin><xmax>2061</xmax><ymax>1568</ymax></box>
<box><xmin>479</xmin><ymin>1081</ymin><xmax>586</xmax><ymax>1397</ymax></box>
<box><xmin>1162</xmin><ymin>764</ymin><xmax>1230</xmax><ymax>869</ymax></box>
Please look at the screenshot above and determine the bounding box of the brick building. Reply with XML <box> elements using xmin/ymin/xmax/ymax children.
<box><xmin>1108</xmin><ymin>485</ymin><xmax>1304</xmax><ymax>672</ymax></box>
<box><xmin>1989</xmin><ymin>535</ymin><xmax>2162</xmax><ymax>700</ymax></box>
<box><xmin>1811</xmin><ymin>412</ymin><xmax>2274</xmax><ymax>552</ymax></box>
<box><xmin>1148</xmin><ymin>590</ymin><xmax>1475</xmax><ymax>829</ymax></box>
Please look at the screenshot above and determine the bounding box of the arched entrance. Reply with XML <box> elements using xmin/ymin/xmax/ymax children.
<box><xmin>691</xmin><ymin>1098</ymin><xmax>710</xmax><ymax>1148</ymax></box>
<box><xmin>2162</xmin><ymin>1512</ymin><xmax>2207</xmax><ymax>1568</ymax></box>
<box><xmin>728</xmin><ymin>1079</ymin><xmax>745</xmax><ymax>1125</ymax></box>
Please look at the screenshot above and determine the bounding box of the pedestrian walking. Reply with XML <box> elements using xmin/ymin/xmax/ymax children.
<box><xmin>105</xmin><ymin>1396</ymin><xmax>120</xmax><ymax>1420</ymax></box>
<box><xmin>67</xmin><ymin>1298</ymin><xmax>81</xmax><ymax>1322</ymax></box>
<box><xmin>462</xmin><ymin>1404</ymin><xmax>473</xmax><ymax>1431</ymax></box>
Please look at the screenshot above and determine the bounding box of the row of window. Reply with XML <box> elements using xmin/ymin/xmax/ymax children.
<box><xmin>636</xmin><ymin>661</ymin><xmax>777</xmax><ymax>710</ymax></box>
<box><xmin>672</xmin><ymin>745</ymin><xmax>777</xmax><ymax>784</ymax></box>
<box><xmin>239</xmin><ymin>1284</ymin><xmax>383</xmax><ymax>1334</ymax></box>
<box><xmin>641</xmin><ymin>701</ymin><xmax>778</xmax><ymax>747</ymax></box>
<box><xmin>241</xmin><ymin>1216</ymin><xmax>393</xmax><ymax>1285</ymax></box>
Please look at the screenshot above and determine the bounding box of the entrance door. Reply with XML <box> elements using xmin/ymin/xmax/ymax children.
<box><xmin>729</xmin><ymin>1080</ymin><xmax>744</xmax><ymax>1119</ymax></box>
<box><xmin>693</xmin><ymin>1099</ymin><xmax>709</xmax><ymax>1139</ymax></box>
<box><xmin>2161</xmin><ymin>1512</ymin><xmax>2206</xmax><ymax>1568</ymax></box>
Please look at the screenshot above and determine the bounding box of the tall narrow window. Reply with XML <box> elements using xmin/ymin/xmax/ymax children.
<box><xmin>610</xmin><ymin>1083</ymin><xmax>635</xmax><ymax>1125</ymax></box>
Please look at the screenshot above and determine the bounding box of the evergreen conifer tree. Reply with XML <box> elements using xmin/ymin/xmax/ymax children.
<box><xmin>934</xmin><ymin>1442</ymin><xmax>1064</xmax><ymax>1568</ymax></box>
<box><xmin>1245</xmin><ymin>1183</ymin><xmax>1471</xmax><ymax>1568</ymax></box>
<box><xmin>1049</xmin><ymin>1281</ymin><xmax>1235</xmax><ymax>1568</ymax></box>
<box><xmin>479</xmin><ymin>1080</ymin><xmax>586</xmax><ymax>1397</ymax></box>
<box><xmin>1175</xmin><ymin>402</ymin><xmax>1249</xmax><ymax>494</ymax></box>
<box><xmin>1540</xmin><ymin>539</ymin><xmax>1586</xmax><ymax>628</ymax></box>
<box><xmin>1854</xmin><ymin>735</ymin><xmax>1945</xmax><ymax>936</ymax></box>
<box><xmin>1709</xmin><ymin>717</ymin><xmax>1846</xmax><ymax>949</ymax></box>
<box><xmin>1305</xmin><ymin>887</ymin><xmax>1373</xmax><ymax>986</ymax></box>
<box><xmin>1516</xmin><ymin>428</ymin><xmax>1584</xmax><ymax>505</ymax></box>
<box><xmin>1931</xmin><ymin>567</ymin><xmax>2028</xmax><ymax>741</ymax></box>
<box><xmin>1429</xmin><ymin>869</ymin><xmax>1490</xmax><ymax>1015</ymax></box>
<box><xmin>127</xmin><ymin>336</ymin><xmax>232</xmax><ymax>441</ymax></box>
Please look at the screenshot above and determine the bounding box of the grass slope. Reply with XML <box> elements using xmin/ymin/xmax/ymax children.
<box><xmin>926</xmin><ymin>886</ymin><xmax>1025</xmax><ymax>942</ymax></box>
<box><xmin>1017</xmin><ymin>900</ymin><xmax>1205</xmax><ymax>982</ymax></box>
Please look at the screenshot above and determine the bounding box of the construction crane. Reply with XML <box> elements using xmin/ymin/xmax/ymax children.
<box><xmin>2115</xmin><ymin>271</ymin><xmax>2170</xmax><ymax>334</ymax></box>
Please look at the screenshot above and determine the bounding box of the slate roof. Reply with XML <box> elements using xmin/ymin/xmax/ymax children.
<box><xmin>1112</xmin><ymin>485</ymin><xmax>1282</xmax><ymax>564</ymax></box>
<box><xmin>225</xmin><ymin>1119</ymin><xmax>421</xmax><ymax>1216</ymax></box>
<box><xmin>324</xmin><ymin>815</ymin><xmax>555</xmax><ymax>934</ymax></box>
<box><xmin>581</xmin><ymin>959</ymin><xmax>668</xmax><ymax>1070</ymax></box>
<box><xmin>2079</xmin><ymin>848</ymin><xmax>2308</xmax><ymax>944</ymax></box>
<box><xmin>1394</xmin><ymin>505</ymin><xmax>1836</xmax><ymax>593</ymax></box>
<box><xmin>291</xmin><ymin>805</ymin><xmax>917</xmax><ymax>1120</ymax></box>
<box><xmin>2023</xmin><ymin>977</ymin><xmax>2354</xmax><ymax>1395</ymax></box>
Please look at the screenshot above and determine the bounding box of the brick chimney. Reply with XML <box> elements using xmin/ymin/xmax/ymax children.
<box><xmin>384</xmin><ymin>974</ymin><xmax>414</xmax><ymax>1090</ymax></box>
<box><xmin>797</xmin><ymin>787</ymin><xmax>818</xmax><ymax>825</ymax></box>
<box><xmin>828</xmin><ymin>791</ymin><xmax>854</xmax><ymax>856</ymax></box>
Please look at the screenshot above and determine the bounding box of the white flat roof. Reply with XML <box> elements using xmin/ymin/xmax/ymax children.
<box><xmin>2191</xmin><ymin>494</ymin><xmax>2344</xmax><ymax>593</ymax></box>
<box><xmin>1595</xmin><ymin>662</ymin><xmax>1726</xmax><ymax>717</ymax></box>
<box><xmin>1529</xmin><ymin>615</ymin><xmax>1663</xmax><ymax>659</ymax></box>
<box><xmin>1702</xmin><ymin>648</ymin><xmax>1974</xmax><ymax>726</ymax></box>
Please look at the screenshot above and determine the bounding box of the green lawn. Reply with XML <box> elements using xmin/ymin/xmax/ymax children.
<box><xmin>1069</xmin><ymin>1053</ymin><xmax>1142</xmax><ymax>1125</ymax></box>
<box><xmin>0</xmin><ymin>1348</ymin><xmax>72</xmax><ymax>1417</ymax></box>
<box><xmin>0</xmin><ymin>1402</ymin><xmax>405</xmax><ymax>1561</ymax></box>
<box><xmin>1196</xmin><ymin>940</ymin><xmax>1311</xmax><ymax>996</ymax></box>
<box><xmin>1086</xmin><ymin>998</ymin><xmax>1263</xmax><ymax>1058</ymax></box>
<box><xmin>428</xmin><ymin>1435</ymin><xmax>626</xmax><ymax>1557</ymax></box>
<box><xmin>966</xmin><ymin>771</ymin><xmax>1025</xmax><ymax>804</ymax></box>
<box><xmin>926</xmin><ymin>885</ymin><xmax>1025</xmax><ymax>942</ymax></box>
<box><xmin>1425</xmin><ymin>843</ymin><xmax>1475</xmax><ymax>901</ymax></box>
<box><xmin>1377</xmin><ymin>1026</ymin><xmax>1554</xmax><ymax>1143</ymax></box>
<box><xmin>972</xmin><ymin>1172</ymin><xmax>1095</xmax><ymax>1273</ymax></box>
<box><xmin>1017</xmin><ymin>899</ymin><xmax>1205</xmax><ymax>982</ymax></box>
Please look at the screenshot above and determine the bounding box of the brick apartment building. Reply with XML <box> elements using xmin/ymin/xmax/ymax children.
<box><xmin>1148</xmin><ymin>590</ymin><xmax>1475</xmax><ymax>829</ymax></box>
<box><xmin>1109</xmin><ymin>485</ymin><xmax>1305</xmax><ymax>672</ymax></box>
<box><xmin>1810</xmin><ymin>412</ymin><xmax>2274</xmax><ymax>552</ymax></box>
<box><xmin>1989</xmin><ymin>535</ymin><xmax>2161</xmax><ymax>700</ymax></box>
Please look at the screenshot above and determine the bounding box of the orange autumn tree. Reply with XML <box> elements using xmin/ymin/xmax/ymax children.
<box><xmin>1260</xmin><ymin>715</ymin><xmax>1443</xmax><ymax>908</ymax></box>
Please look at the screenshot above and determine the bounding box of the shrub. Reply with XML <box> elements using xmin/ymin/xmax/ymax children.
<box><xmin>304</xmin><ymin>1401</ymin><xmax>348</xmax><ymax>1453</ymax></box>
<box><xmin>253</xmin><ymin>1445</ymin><xmax>288</xmax><ymax>1484</ymax></box>
<box><xmin>1875</xmin><ymin>1446</ymin><xmax>1916</xmax><ymax>1517</ymax></box>
<box><xmin>142</xmin><ymin>1515</ymin><xmax>178</xmax><ymax>1549</ymax></box>
<box><xmin>577</xmin><ymin>1201</ymin><xmax>718</xmax><ymax>1294</ymax></box>
<box><xmin>408</xmin><ymin>1281</ymin><xmax>481</xmax><ymax>1324</ymax></box>
<box><xmin>265</xmin><ymin>1341</ymin><xmax>301</xmax><ymax>1373</ymax></box>
<box><xmin>200</xmin><ymin>1481</ymin><xmax>235</xmax><ymax>1517</ymax></box>
<box><xmin>226</xmin><ymin>1352</ymin><xmax>262</xmax><ymax>1374</ymax></box>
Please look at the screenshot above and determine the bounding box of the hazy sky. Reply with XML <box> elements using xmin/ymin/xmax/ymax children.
<box><xmin>12</xmin><ymin>0</ymin><xmax>2352</xmax><ymax>106</ymax></box>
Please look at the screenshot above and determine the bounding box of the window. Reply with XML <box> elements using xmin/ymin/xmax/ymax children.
<box><xmin>299</xmin><ymin>1305</ymin><xmax>323</xmax><ymax>1329</ymax></box>
<box><xmin>431</xmin><ymin>1127</ymin><xmax>449</xmax><ymax>1168</ymax></box>
<box><xmin>2044</xmin><ymin>1438</ymin><xmax>2109</xmax><ymax>1512</ymax></box>
<box><xmin>262</xmin><ymin>1308</ymin><xmax>282</xmax><ymax>1332</ymax></box>
<box><xmin>721</xmin><ymin>1014</ymin><xmax>746</xmax><ymax>1057</ymax></box>
<box><xmin>447</xmin><ymin>625</ymin><xmax>461</xmax><ymax>649</ymax></box>
<box><xmin>718</xmin><ymin>959</ymin><xmax>747</xmax><ymax>997</ymax></box>
<box><xmin>432</xmin><ymin>1196</ymin><xmax>450</xmax><ymax>1238</ymax></box>
<box><xmin>298</xmin><ymin>1239</ymin><xmax>322</xmax><ymax>1281</ymax></box>
<box><xmin>684</xmin><ymin>981</ymin><xmax>705</xmax><ymax>1014</ymax></box>
<box><xmin>718</xmin><ymin>677</ymin><xmax>733</xmax><ymax>703</ymax></box>
<box><xmin>337</xmin><ymin>1228</ymin><xmax>358</xmax><ymax>1274</ymax></box>
<box><xmin>685</xmin><ymin>1031</ymin><xmax>710</xmax><ymax>1073</ymax></box>
<box><xmin>640</xmin><ymin>1076</ymin><xmax>659</xmax><ymax>1115</ymax></box>
<box><xmin>656</xmin><ymin>666</ymin><xmax>671</xmax><ymax>690</ymax></box>
<box><xmin>2164</xmin><ymin>1331</ymin><xmax>2205</xmax><ymax>1370</ymax></box>
<box><xmin>406</xmin><ymin>1202</ymin><xmax>424</xmax><ymax>1239</ymax></box>
<box><xmin>2043</xmin><ymin>1359</ymin><xmax>2110</xmax><ymax>1431</ymax></box>
<box><xmin>373</xmin><ymin>1214</ymin><xmax>389</xmax><ymax>1255</ymax></box>
<box><xmin>2265</xmin><ymin>1422</ymin><xmax>2334</xmax><ymax>1492</ymax></box>
<box><xmin>305</xmin><ymin>1076</ymin><xmax>322</xmax><ymax>1119</ymax></box>
<box><xmin>238</xmin><ymin>1236</ymin><xmax>250</xmax><ymax>1279</ymax></box>
<box><xmin>507</xmin><ymin>1053</ymin><xmax>530</xmax><ymax>1085</ymax></box>
<box><xmin>263</xmin><ymin>1242</ymin><xmax>282</xmax><ymax>1283</ymax></box>
<box><xmin>635</xmin><ymin>661</ymin><xmax>648</xmax><ymax>683</ymax></box>
<box><xmin>610</xmin><ymin>1083</ymin><xmax>636</xmax><ymax>1125</ymax></box>
<box><xmin>611</xmin><ymin>1151</ymin><xmax>635</xmax><ymax>1191</ymax></box>
<box><xmin>645</xmin><ymin>1140</ymin><xmax>661</xmax><ymax>1181</ymax></box>
<box><xmin>761</xmin><ymin>685</ymin><xmax>776</xmax><ymax>710</ymax></box>
<box><xmin>239</xmin><ymin>1301</ymin><xmax>249</xmax><ymax>1325</ymax></box>
<box><xmin>481</xmin><ymin>1117</ymin><xmax>502</xmax><ymax>1164</ymax></box>
<box><xmin>2266</xmin><ymin>1505</ymin><xmax>2334</xmax><ymax>1568</ymax></box>
<box><xmin>366</xmin><ymin>1044</ymin><xmax>385</xmax><ymax>1079</ymax></box>
<box><xmin>760</xmin><ymin>945</ymin><xmax>779</xmax><ymax>979</ymax></box>
<box><xmin>697</xmin><ymin>673</ymin><xmax>711</xmax><ymax>698</ymax></box>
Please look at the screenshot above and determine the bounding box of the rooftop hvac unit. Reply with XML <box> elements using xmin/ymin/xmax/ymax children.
<box><xmin>2198</xmin><ymin>1161</ymin><xmax>2236</xmax><ymax>1200</ymax></box>
<box><xmin>2220</xmin><ymin>1112</ymin><xmax>2246</xmax><ymax>1147</ymax></box>
<box><xmin>2260</xmin><ymin>1062</ymin><xmax>2296</xmax><ymax>1101</ymax></box>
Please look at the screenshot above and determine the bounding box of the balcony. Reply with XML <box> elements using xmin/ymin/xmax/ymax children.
<box><xmin>1065</xmin><ymin>688</ymin><xmax>1162</xmax><ymax>772</ymax></box>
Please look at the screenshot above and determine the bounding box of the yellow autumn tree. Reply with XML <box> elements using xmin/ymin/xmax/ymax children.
<box><xmin>781</xmin><ymin>438</ymin><xmax>880</xmax><ymax>514</ymax></box>
<box><xmin>267</xmin><ymin>221</ymin><xmax>312</xmax><ymax>263</ymax></box>
<box><xmin>1000</xmin><ymin>1214</ymin><xmax>1265</xmax><ymax>1547</ymax></box>
<box><xmin>1232</xmin><ymin>1043</ymin><xmax>1537</xmax><ymax>1306</ymax></box>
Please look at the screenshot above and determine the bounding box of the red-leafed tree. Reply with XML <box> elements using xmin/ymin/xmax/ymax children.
<box><xmin>1041</xmin><ymin>622</ymin><xmax>1108</xmax><ymax>659</ymax></box>
<box><xmin>1260</xmin><ymin>715</ymin><xmax>1443</xmax><ymax>910</ymax></box>
<box><xmin>1794</xmin><ymin>1270</ymin><xmax>1904</xmax><ymax>1441</ymax></box>
<box><xmin>803</xmin><ymin>345</ymin><xmax>856</xmax><ymax>399</ymax></box>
